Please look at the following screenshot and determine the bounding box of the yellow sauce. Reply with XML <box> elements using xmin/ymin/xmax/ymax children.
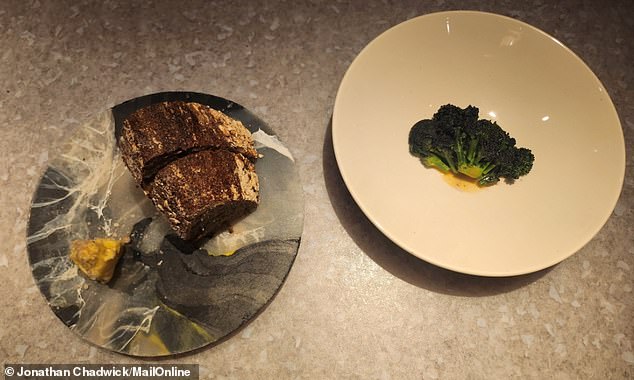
<box><xmin>209</xmin><ymin>250</ymin><xmax>237</xmax><ymax>257</ymax></box>
<box><xmin>442</xmin><ymin>172</ymin><xmax>483</xmax><ymax>192</ymax></box>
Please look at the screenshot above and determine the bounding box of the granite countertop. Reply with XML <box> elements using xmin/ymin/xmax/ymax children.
<box><xmin>1</xmin><ymin>0</ymin><xmax>632</xmax><ymax>378</ymax></box>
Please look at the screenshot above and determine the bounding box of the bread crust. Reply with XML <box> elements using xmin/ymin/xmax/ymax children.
<box><xmin>120</xmin><ymin>101</ymin><xmax>257</xmax><ymax>183</ymax></box>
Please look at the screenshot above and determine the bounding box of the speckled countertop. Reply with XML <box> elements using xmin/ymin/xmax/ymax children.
<box><xmin>1</xmin><ymin>0</ymin><xmax>633</xmax><ymax>378</ymax></box>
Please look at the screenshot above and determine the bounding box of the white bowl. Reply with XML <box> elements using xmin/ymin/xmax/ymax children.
<box><xmin>332</xmin><ymin>11</ymin><xmax>625</xmax><ymax>276</ymax></box>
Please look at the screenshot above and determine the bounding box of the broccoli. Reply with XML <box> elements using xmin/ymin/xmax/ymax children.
<box><xmin>408</xmin><ymin>104</ymin><xmax>534</xmax><ymax>186</ymax></box>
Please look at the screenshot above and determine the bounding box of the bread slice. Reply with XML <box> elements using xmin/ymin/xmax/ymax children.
<box><xmin>145</xmin><ymin>149</ymin><xmax>259</xmax><ymax>241</ymax></box>
<box><xmin>119</xmin><ymin>101</ymin><xmax>258</xmax><ymax>184</ymax></box>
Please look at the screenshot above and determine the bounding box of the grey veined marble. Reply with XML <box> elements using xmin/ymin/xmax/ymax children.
<box><xmin>26</xmin><ymin>92</ymin><xmax>304</xmax><ymax>357</ymax></box>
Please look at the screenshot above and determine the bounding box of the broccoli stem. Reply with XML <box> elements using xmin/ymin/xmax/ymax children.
<box><xmin>481</xmin><ymin>162</ymin><xmax>496</xmax><ymax>175</ymax></box>
<box><xmin>457</xmin><ymin>166</ymin><xmax>481</xmax><ymax>179</ymax></box>
<box><xmin>421</xmin><ymin>155</ymin><xmax>450</xmax><ymax>172</ymax></box>
<box><xmin>442</xmin><ymin>152</ymin><xmax>458</xmax><ymax>173</ymax></box>
<box><xmin>466</xmin><ymin>138</ymin><xmax>479</xmax><ymax>163</ymax></box>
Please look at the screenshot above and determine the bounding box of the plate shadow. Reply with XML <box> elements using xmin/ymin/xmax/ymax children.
<box><xmin>323</xmin><ymin>117</ymin><xmax>550</xmax><ymax>296</ymax></box>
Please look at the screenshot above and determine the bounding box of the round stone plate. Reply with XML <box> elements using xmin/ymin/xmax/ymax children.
<box><xmin>27</xmin><ymin>92</ymin><xmax>303</xmax><ymax>357</ymax></box>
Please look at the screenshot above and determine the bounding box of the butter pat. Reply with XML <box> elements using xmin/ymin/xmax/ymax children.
<box><xmin>69</xmin><ymin>238</ymin><xmax>127</xmax><ymax>283</ymax></box>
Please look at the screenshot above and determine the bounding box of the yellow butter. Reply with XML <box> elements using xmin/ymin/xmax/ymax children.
<box><xmin>69</xmin><ymin>238</ymin><xmax>127</xmax><ymax>283</ymax></box>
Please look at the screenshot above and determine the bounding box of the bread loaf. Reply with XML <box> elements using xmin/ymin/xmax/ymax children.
<box><xmin>119</xmin><ymin>101</ymin><xmax>259</xmax><ymax>241</ymax></box>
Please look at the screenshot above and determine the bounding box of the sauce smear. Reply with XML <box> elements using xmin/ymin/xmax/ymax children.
<box><xmin>442</xmin><ymin>172</ymin><xmax>482</xmax><ymax>192</ymax></box>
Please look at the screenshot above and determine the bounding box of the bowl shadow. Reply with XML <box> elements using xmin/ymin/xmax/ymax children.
<box><xmin>323</xmin><ymin>118</ymin><xmax>551</xmax><ymax>296</ymax></box>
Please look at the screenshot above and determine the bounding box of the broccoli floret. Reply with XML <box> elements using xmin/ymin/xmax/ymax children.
<box><xmin>408</xmin><ymin>104</ymin><xmax>534</xmax><ymax>186</ymax></box>
<box><xmin>409</xmin><ymin>119</ymin><xmax>457</xmax><ymax>173</ymax></box>
<box><xmin>497</xmin><ymin>147</ymin><xmax>535</xmax><ymax>181</ymax></box>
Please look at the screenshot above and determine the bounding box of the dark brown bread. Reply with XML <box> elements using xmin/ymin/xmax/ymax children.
<box><xmin>145</xmin><ymin>149</ymin><xmax>259</xmax><ymax>241</ymax></box>
<box><xmin>119</xmin><ymin>101</ymin><xmax>260</xmax><ymax>241</ymax></box>
<box><xmin>120</xmin><ymin>101</ymin><xmax>258</xmax><ymax>183</ymax></box>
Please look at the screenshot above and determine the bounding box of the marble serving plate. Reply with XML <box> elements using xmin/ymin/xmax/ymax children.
<box><xmin>26</xmin><ymin>92</ymin><xmax>303</xmax><ymax>357</ymax></box>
